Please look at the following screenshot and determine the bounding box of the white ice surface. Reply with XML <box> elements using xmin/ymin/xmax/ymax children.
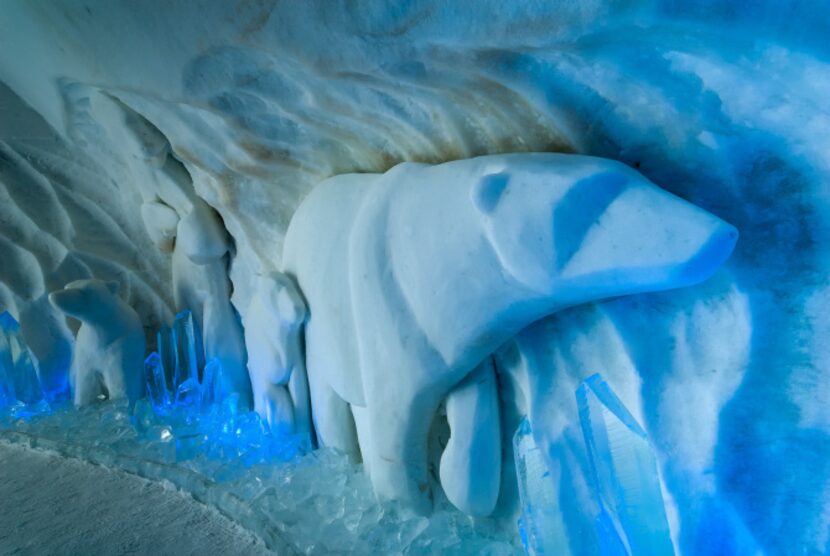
<box><xmin>0</xmin><ymin>442</ymin><xmax>272</xmax><ymax>555</ymax></box>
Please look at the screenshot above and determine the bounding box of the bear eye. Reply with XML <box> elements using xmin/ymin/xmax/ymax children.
<box><xmin>553</xmin><ymin>171</ymin><xmax>628</xmax><ymax>269</ymax></box>
<box><xmin>472</xmin><ymin>172</ymin><xmax>510</xmax><ymax>214</ymax></box>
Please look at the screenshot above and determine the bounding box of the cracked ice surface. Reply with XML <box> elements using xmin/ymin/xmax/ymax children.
<box><xmin>0</xmin><ymin>403</ymin><xmax>520</xmax><ymax>555</ymax></box>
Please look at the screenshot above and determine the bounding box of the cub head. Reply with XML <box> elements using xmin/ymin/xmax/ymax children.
<box><xmin>256</xmin><ymin>272</ymin><xmax>307</xmax><ymax>330</ymax></box>
<box><xmin>471</xmin><ymin>153</ymin><xmax>738</xmax><ymax>300</ymax></box>
<box><xmin>49</xmin><ymin>279</ymin><xmax>120</xmax><ymax>321</ymax></box>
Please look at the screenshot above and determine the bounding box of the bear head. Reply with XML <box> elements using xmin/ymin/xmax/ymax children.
<box><xmin>471</xmin><ymin>153</ymin><xmax>738</xmax><ymax>301</ymax></box>
<box><xmin>48</xmin><ymin>279</ymin><xmax>121</xmax><ymax>323</ymax></box>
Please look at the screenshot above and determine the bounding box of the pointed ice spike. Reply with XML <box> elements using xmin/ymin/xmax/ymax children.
<box><xmin>201</xmin><ymin>357</ymin><xmax>229</xmax><ymax>408</ymax></box>
<box><xmin>0</xmin><ymin>312</ymin><xmax>44</xmax><ymax>405</ymax></box>
<box><xmin>576</xmin><ymin>373</ymin><xmax>674</xmax><ymax>555</ymax></box>
<box><xmin>156</xmin><ymin>325</ymin><xmax>175</xmax><ymax>389</ymax></box>
<box><xmin>513</xmin><ymin>416</ymin><xmax>571</xmax><ymax>555</ymax></box>
<box><xmin>172</xmin><ymin>310</ymin><xmax>198</xmax><ymax>390</ymax></box>
<box><xmin>144</xmin><ymin>352</ymin><xmax>170</xmax><ymax>412</ymax></box>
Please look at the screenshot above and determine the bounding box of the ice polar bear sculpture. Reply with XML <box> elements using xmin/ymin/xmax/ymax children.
<box><xmin>244</xmin><ymin>272</ymin><xmax>313</xmax><ymax>446</ymax></box>
<box><xmin>48</xmin><ymin>279</ymin><xmax>145</xmax><ymax>407</ymax></box>
<box><xmin>282</xmin><ymin>153</ymin><xmax>738</xmax><ymax>514</ymax></box>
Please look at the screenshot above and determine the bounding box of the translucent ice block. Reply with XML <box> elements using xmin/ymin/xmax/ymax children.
<box><xmin>513</xmin><ymin>416</ymin><xmax>571</xmax><ymax>555</ymax></box>
<box><xmin>0</xmin><ymin>311</ymin><xmax>44</xmax><ymax>405</ymax></box>
<box><xmin>201</xmin><ymin>357</ymin><xmax>230</xmax><ymax>407</ymax></box>
<box><xmin>172</xmin><ymin>310</ymin><xmax>199</xmax><ymax>390</ymax></box>
<box><xmin>156</xmin><ymin>325</ymin><xmax>175</xmax><ymax>389</ymax></box>
<box><xmin>144</xmin><ymin>352</ymin><xmax>171</xmax><ymax>412</ymax></box>
<box><xmin>576</xmin><ymin>373</ymin><xmax>674</xmax><ymax>555</ymax></box>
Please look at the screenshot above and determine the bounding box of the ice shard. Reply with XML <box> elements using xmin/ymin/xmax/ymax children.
<box><xmin>0</xmin><ymin>311</ymin><xmax>44</xmax><ymax>405</ymax></box>
<box><xmin>172</xmin><ymin>310</ymin><xmax>199</xmax><ymax>390</ymax></box>
<box><xmin>513</xmin><ymin>416</ymin><xmax>571</xmax><ymax>555</ymax></box>
<box><xmin>156</xmin><ymin>325</ymin><xmax>175</xmax><ymax>389</ymax></box>
<box><xmin>201</xmin><ymin>357</ymin><xmax>231</xmax><ymax>407</ymax></box>
<box><xmin>0</xmin><ymin>340</ymin><xmax>14</xmax><ymax>408</ymax></box>
<box><xmin>144</xmin><ymin>352</ymin><xmax>170</xmax><ymax>412</ymax></box>
<box><xmin>576</xmin><ymin>373</ymin><xmax>674</xmax><ymax>555</ymax></box>
<box><xmin>175</xmin><ymin>377</ymin><xmax>202</xmax><ymax>407</ymax></box>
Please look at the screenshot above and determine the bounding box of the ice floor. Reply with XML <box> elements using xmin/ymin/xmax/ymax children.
<box><xmin>0</xmin><ymin>442</ymin><xmax>272</xmax><ymax>555</ymax></box>
<box><xmin>0</xmin><ymin>402</ymin><xmax>520</xmax><ymax>555</ymax></box>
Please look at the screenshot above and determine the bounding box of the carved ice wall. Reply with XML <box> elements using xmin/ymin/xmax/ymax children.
<box><xmin>1</xmin><ymin>2</ymin><xmax>829</xmax><ymax>553</ymax></box>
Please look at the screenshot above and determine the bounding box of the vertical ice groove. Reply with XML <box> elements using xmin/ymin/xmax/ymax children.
<box><xmin>172</xmin><ymin>310</ymin><xmax>199</xmax><ymax>390</ymax></box>
<box><xmin>513</xmin><ymin>416</ymin><xmax>571</xmax><ymax>555</ymax></box>
<box><xmin>577</xmin><ymin>373</ymin><xmax>674</xmax><ymax>555</ymax></box>
<box><xmin>0</xmin><ymin>311</ymin><xmax>44</xmax><ymax>406</ymax></box>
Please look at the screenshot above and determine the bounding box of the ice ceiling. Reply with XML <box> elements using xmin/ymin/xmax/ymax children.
<box><xmin>1</xmin><ymin>1</ymin><xmax>830</xmax><ymax>554</ymax></box>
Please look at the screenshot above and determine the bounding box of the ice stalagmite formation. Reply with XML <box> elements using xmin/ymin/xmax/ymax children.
<box><xmin>577</xmin><ymin>373</ymin><xmax>674</xmax><ymax>555</ymax></box>
<box><xmin>0</xmin><ymin>311</ymin><xmax>44</xmax><ymax>407</ymax></box>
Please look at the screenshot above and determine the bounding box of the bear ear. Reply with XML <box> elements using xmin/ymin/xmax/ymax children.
<box><xmin>472</xmin><ymin>171</ymin><xmax>510</xmax><ymax>214</ymax></box>
<box><xmin>105</xmin><ymin>281</ymin><xmax>120</xmax><ymax>295</ymax></box>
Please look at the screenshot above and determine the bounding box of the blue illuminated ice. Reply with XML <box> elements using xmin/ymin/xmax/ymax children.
<box><xmin>172</xmin><ymin>310</ymin><xmax>199</xmax><ymax>390</ymax></box>
<box><xmin>513</xmin><ymin>417</ymin><xmax>570</xmax><ymax>555</ymax></box>
<box><xmin>156</xmin><ymin>325</ymin><xmax>175</xmax><ymax>388</ymax></box>
<box><xmin>175</xmin><ymin>377</ymin><xmax>202</xmax><ymax>408</ymax></box>
<box><xmin>0</xmin><ymin>311</ymin><xmax>44</xmax><ymax>406</ymax></box>
<box><xmin>202</xmin><ymin>357</ymin><xmax>231</xmax><ymax>407</ymax></box>
<box><xmin>144</xmin><ymin>352</ymin><xmax>170</xmax><ymax>412</ymax></box>
<box><xmin>577</xmin><ymin>373</ymin><xmax>673</xmax><ymax>555</ymax></box>
<box><xmin>0</xmin><ymin>340</ymin><xmax>14</xmax><ymax>408</ymax></box>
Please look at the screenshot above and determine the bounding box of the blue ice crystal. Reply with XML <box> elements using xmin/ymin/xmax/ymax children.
<box><xmin>201</xmin><ymin>357</ymin><xmax>232</xmax><ymax>407</ymax></box>
<box><xmin>144</xmin><ymin>352</ymin><xmax>171</xmax><ymax>412</ymax></box>
<box><xmin>172</xmin><ymin>310</ymin><xmax>198</xmax><ymax>390</ymax></box>
<box><xmin>175</xmin><ymin>377</ymin><xmax>202</xmax><ymax>408</ymax></box>
<box><xmin>0</xmin><ymin>311</ymin><xmax>46</xmax><ymax>408</ymax></box>
<box><xmin>513</xmin><ymin>416</ymin><xmax>570</xmax><ymax>555</ymax></box>
<box><xmin>577</xmin><ymin>373</ymin><xmax>674</xmax><ymax>555</ymax></box>
<box><xmin>156</xmin><ymin>325</ymin><xmax>175</xmax><ymax>389</ymax></box>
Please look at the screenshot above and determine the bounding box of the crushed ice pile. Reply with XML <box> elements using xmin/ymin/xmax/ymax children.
<box><xmin>0</xmin><ymin>309</ymin><xmax>520</xmax><ymax>554</ymax></box>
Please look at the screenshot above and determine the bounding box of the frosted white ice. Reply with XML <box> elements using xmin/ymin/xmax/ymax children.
<box><xmin>244</xmin><ymin>272</ymin><xmax>312</xmax><ymax>445</ymax></box>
